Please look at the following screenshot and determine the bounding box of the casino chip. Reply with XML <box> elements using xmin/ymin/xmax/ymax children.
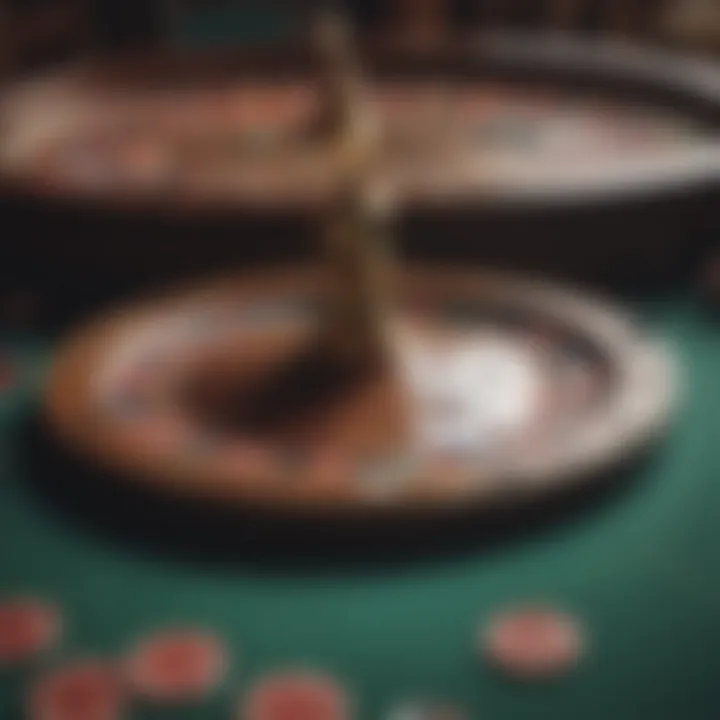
<box><xmin>242</xmin><ymin>670</ymin><xmax>351</xmax><ymax>720</ymax></box>
<box><xmin>482</xmin><ymin>606</ymin><xmax>586</xmax><ymax>680</ymax></box>
<box><xmin>124</xmin><ymin>629</ymin><xmax>228</xmax><ymax>703</ymax></box>
<box><xmin>0</xmin><ymin>598</ymin><xmax>62</xmax><ymax>666</ymax></box>
<box><xmin>28</xmin><ymin>659</ymin><xmax>124</xmax><ymax>720</ymax></box>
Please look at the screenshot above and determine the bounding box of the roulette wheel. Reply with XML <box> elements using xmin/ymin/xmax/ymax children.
<box><xmin>42</xmin><ymin>13</ymin><xmax>677</xmax><ymax>517</ymax></box>
<box><xmin>44</xmin><ymin>259</ymin><xmax>676</xmax><ymax>514</ymax></box>
<box><xmin>0</xmin><ymin>14</ymin><xmax>717</xmax><ymax>309</ymax></box>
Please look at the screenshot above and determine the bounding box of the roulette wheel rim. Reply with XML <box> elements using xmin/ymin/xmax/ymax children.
<box><xmin>44</xmin><ymin>265</ymin><xmax>678</xmax><ymax>517</ymax></box>
<box><xmin>0</xmin><ymin>34</ymin><xmax>718</xmax><ymax>216</ymax></box>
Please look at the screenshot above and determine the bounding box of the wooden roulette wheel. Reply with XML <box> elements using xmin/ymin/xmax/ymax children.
<box><xmin>45</xmin><ymin>261</ymin><xmax>676</xmax><ymax>515</ymax></box>
<box><xmin>0</xmin><ymin>13</ymin><xmax>718</xmax><ymax>299</ymax></box>
<box><xmin>44</xmin><ymin>14</ymin><xmax>678</xmax><ymax>516</ymax></box>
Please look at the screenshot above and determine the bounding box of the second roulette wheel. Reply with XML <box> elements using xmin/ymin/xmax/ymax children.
<box><xmin>0</xmin><ymin>20</ymin><xmax>717</xmax><ymax>308</ymax></box>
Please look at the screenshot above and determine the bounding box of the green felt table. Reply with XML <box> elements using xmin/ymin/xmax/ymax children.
<box><xmin>0</xmin><ymin>294</ymin><xmax>719</xmax><ymax>720</ymax></box>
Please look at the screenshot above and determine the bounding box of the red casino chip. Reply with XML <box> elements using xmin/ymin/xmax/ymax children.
<box><xmin>242</xmin><ymin>671</ymin><xmax>351</xmax><ymax>720</ymax></box>
<box><xmin>124</xmin><ymin>629</ymin><xmax>228</xmax><ymax>703</ymax></box>
<box><xmin>28</xmin><ymin>659</ymin><xmax>125</xmax><ymax>720</ymax></box>
<box><xmin>0</xmin><ymin>598</ymin><xmax>62</xmax><ymax>666</ymax></box>
<box><xmin>482</xmin><ymin>607</ymin><xmax>585</xmax><ymax>679</ymax></box>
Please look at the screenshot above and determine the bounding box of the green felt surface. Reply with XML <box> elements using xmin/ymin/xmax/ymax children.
<box><xmin>0</xmin><ymin>296</ymin><xmax>719</xmax><ymax>720</ymax></box>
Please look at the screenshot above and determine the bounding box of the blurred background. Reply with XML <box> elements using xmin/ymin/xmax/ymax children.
<box><xmin>0</xmin><ymin>0</ymin><xmax>718</xmax><ymax>76</ymax></box>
